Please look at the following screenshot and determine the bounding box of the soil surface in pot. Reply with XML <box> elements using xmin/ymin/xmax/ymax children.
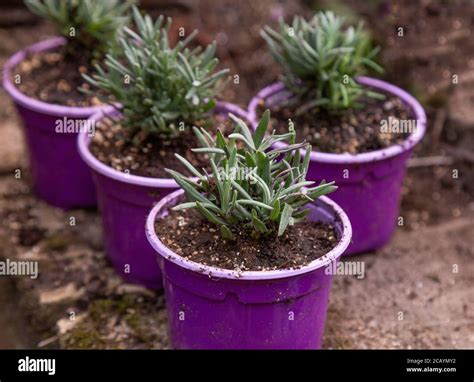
<box><xmin>90</xmin><ymin>114</ymin><xmax>234</xmax><ymax>178</ymax></box>
<box><xmin>13</xmin><ymin>47</ymin><xmax>100</xmax><ymax>107</ymax></box>
<box><xmin>260</xmin><ymin>95</ymin><xmax>413</xmax><ymax>154</ymax></box>
<box><xmin>154</xmin><ymin>209</ymin><xmax>338</xmax><ymax>272</ymax></box>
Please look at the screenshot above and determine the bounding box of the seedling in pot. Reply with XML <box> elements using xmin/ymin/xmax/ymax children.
<box><xmin>257</xmin><ymin>11</ymin><xmax>413</xmax><ymax>155</ymax></box>
<box><xmin>261</xmin><ymin>10</ymin><xmax>384</xmax><ymax>113</ymax></box>
<box><xmin>251</xmin><ymin>11</ymin><xmax>427</xmax><ymax>256</ymax></box>
<box><xmin>76</xmin><ymin>7</ymin><xmax>241</xmax><ymax>287</ymax></box>
<box><xmin>25</xmin><ymin>0</ymin><xmax>134</xmax><ymax>62</ymax></box>
<box><xmin>19</xmin><ymin>0</ymin><xmax>134</xmax><ymax>106</ymax></box>
<box><xmin>147</xmin><ymin>121</ymin><xmax>352</xmax><ymax>350</ymax></box>
<box><xmin>82</xmin><ymin>6</ymin><xmax>230</xmax><ymax>177</ymax></box>
<box><xmin>167</xmin><ymin>110</ymin><xmax>337</xmax><ymax>241</ymax></box>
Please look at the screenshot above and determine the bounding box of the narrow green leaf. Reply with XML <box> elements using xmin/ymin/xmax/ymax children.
<box><xmin>191</xmin><ymin>148</ymin><xmax>226</xmax><ymax>155</ymax></box>
<box><xmin>237</xmin><ymin>200</ymin><xmax>273</xmax><ymax>211</ymax></box>
<box><xmin>195</xmin><ymin>201</ymin><xmax>227</xmax><ymax>226</ymax></box>
<box><xmin>174</xmin><ymin>154</ymin><xmax>205</xmax><ymax>180</ymax></box>
<box><xmin>172</xmin><ymin>201</ymin><xmax>220</xmax><ymax>212</ymax></box>
<box><xmin>255</xmin><ymin>151</ymin><xmax>270</xmax><ymax>185</ymax></box>
<box><xmin>229</xmin><ymin>114</ymin><xmax>255</xmax><ymax>149</ymax></box>
<box><xmin>220</xmin><ymin>225</ymin><xmax>235</xmax><ymax>240</ymax></box>
<box><xmin>270</xmin><ymin>199</ymin><xmax>281</xmax><ymax>221</ymax></box>
<box><xmin>166</xmin><ymin>169</ymin><xmax>209</xmax><ymax>204</ymax></box>
<box><xmin>230</xmin><ymin>179</ymin><xmax>253</xmax><ymax>201</ymax></box>
<box><xmin>228</xmin><ymin>133</ymin><xmax>255</xmax><ymax>150</ymax></box>
<box><xmin>215</xmin><ymin>130</ymin><xmax>227</xmax><ymax>150</ymax></box>
<box><xmin>245</xmin><ymin>152</ymin><xmax>257</xmax><ymax>167</ymax></box>
<box><xmin>278</xmin><ymin>203</ymin><xmax>294</xmax><ymax>236</ymax></box>
<box><xmin>252</xmin><ymin>209</ymin><xmax>269</xmax><ymax>233</ymax></box>
<box><xmin>280</xmin><ymin>181</ymin><xmax>315</xmax><ymax>197</ymax></box>
<box><xmin>254</xmin><ymin>109</ymin><xmax>270</xmax><ymax>148</ymax></box>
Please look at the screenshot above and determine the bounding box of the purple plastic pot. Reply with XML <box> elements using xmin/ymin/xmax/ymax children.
<box><xmin>248</xmin><ymin>77</ymin><xmax>426</xmax><ymax>255</ymax></box>
<box><xmin>2</xmin><ymin>37</ymin><xmax>103</xmax><ymax>209</ymax></box>
<box><xmin>146</xmin><ymin>189</ymin><xmax>352</xmax><ymax>349</ymax></box>
<box><xmin>78</xmin><ymin>102</ymin><xmax>249</xmax><ymax>290</ymax></box>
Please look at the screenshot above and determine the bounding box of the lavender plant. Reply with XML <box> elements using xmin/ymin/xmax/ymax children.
<box><xmin>83</xmin><ymin>6</ymin><xmax>229</xmax><ymax>140</ymax></box>
<box><xmin>167</xmin><ymin>110</ymin><xmax>337</xmax><ymax>240</ymax></box>
<box><xmin>24</xmin><ymin>0</ymin><xmax>134</xmax><ymax>61</ymax></box>
<box><xmin>261</xmin><ymin>11</ymin><xmax>384</xmax><ymax>112</ymax></box>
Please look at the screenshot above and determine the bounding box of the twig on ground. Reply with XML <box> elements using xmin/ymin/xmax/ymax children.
<box><xmin>408</xmin><ymin>156</ymin><xmax>454</xmax><ymax>168</ymax></box>
<box><xmin>37</xmin><ymin>335</ymin><xmax>58</xmax><ymax>348</ymax></box>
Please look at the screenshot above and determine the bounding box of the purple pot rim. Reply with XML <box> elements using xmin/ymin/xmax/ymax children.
<box><xmin>146</xmin><ymin>188</ymin><xmax>352</xmax><ymax>281</ymax></box>
<box><xmin>77</xmin><ymin>102</ymin><xmax>249</xmax><ymax>188</ymax></box>
<box><xmin>247</xmin><ymin>77</ymin><xmax>427</xmax><ymax>164</ymax></box>
<box><xmin>2</xmin><ymin>36</ymin><xmax>106</xmax><ymax>117</ymax></box>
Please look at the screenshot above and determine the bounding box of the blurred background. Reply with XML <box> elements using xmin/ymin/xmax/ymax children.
<box><xmin>0</xmin><ymin>0</ymin><xmax>473</xmax><ymax>349</ymax></box>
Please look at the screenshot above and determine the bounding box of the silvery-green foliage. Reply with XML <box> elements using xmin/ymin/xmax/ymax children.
<box><xmin>25</xmin><ymin>0</ymin><xmax>134</xmax><ymax>60</ymax></box>
<box><xmin>262</xmin><ymin>11</ymin><xmax>384</xmax><ymax>111</ymax></box>
<box><xmin>167</xmin><ymin>110</ymin><xmax>337</xmax><ymax>240</ymax></box>
<box><xmin>83</xmin><ymin>7</ymin><xmax>229</xmax><ymax>139</ymax></box>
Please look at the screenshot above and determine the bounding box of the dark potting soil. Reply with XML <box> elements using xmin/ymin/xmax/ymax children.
<box><xmin>154</xmin><ymin>209</ymin><xmax>338</xmax><ymax>272</ymax></box>
<box><xmin>90</xmin><ymin>115</ymin><xmax>234</xmax><ymax>178</ymax></box>
<box><xmin>261</xmin><ymin>95</ymin><xmax>412</xmax><ymax>154</ymax></box>
<box><xmin>13</xmin><ymin>47</ymin><xmax>100</xmax><ymax>107</ymax></box>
